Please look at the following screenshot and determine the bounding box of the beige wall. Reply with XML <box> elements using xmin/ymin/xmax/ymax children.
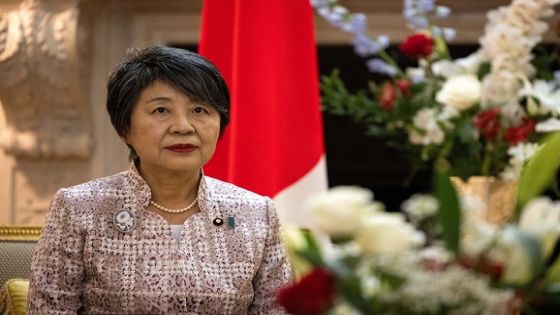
<box><xmin>0</xmin><ymin>0</ymin><xmax>558</xmax><ymax>225</ymax></box>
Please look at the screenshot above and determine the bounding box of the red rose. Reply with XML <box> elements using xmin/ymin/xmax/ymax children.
<box><xmin>459</xmin><ymin>256</ymin><xmax>504</xmax><ymax>282</ymax></box>
<box><xmin>400</xmin><ymin>34</ymin><xmax>435</xmax><ymax>59</ymax></box>
<box><xmin>379</xmin><ymin>82</ymin><xmax>397</xmax><ymax>111</ymax></box>
<box><xmin>277</xmin><ymin>268</ymin><xmax>336</xmax><ymax>315</ymax></box>
<box><xmin>473</xmin><ymin>108</ymin><xmax>501</xmax><ymax>140</ymax></box>
<box><xmin>503</xmin><ymin>119</ymin><xmax>536</xmax><ymax>145</ymax></box>
<box><xmin>396</xmin><ymin>79</ymin><xmax>412</xmax><ymax>97</ymax></box>
<box><xmin>474</xmin><ymin>256</ymin><xmax>504</xmax><ymax>282</ymax></box>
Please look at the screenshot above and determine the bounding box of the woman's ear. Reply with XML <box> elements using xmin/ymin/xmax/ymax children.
<box><xmin>126</xmin><ymin>143</ymin><xmax>139</xmax><ymax>162</ymax></box>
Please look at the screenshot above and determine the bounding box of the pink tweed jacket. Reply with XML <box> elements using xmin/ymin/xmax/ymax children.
<box><xmin>27</xmin><ymin>166</ymin><xmax>293</xmax><ymax>314</ymax></box>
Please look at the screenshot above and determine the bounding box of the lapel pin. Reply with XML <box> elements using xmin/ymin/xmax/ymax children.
<box><xmin>213</xmin><ymin>217</ymin><xmax>224</xmax><ymax>226</ymax></box>
<box><xmin>227</xmin><ymin>215</ymin><xmax>235</xmax><ymax>229</ymax></box>
<box><xmin>113</xmin><ymin>209</ymin><xmax>136</xmax><ymax>233</ymax></box>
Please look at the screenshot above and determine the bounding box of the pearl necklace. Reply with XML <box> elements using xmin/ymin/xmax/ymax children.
<box><xmin>149</xmin><ymin>198</ymin><xmax>198</xmax><ymax>214</ymax></box>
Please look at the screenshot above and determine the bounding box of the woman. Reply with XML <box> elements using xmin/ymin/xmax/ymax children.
<box><xmin>27</xmin><ymin>46</ymin><xmax>293</xmax><ymax>314</ymax></box>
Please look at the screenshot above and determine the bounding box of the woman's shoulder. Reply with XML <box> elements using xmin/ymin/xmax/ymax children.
<box><xmin>43</xmin><ymin>171</ymin><xmax>131</xmax><ymax>231</ymax></box>
<box><xmin>204</xmin><ymin>177</ymin><xmax>278</xmax><ymax>227</ymax></box>
<box><xmin>56</xmin><ymin>170</ymin><xmax>130</xmax><ymax>199</ymax></box>
<box><xmin>204</xmin><ymin>176</ymin><xmax>272</xmax><ymax>206</ymax></box>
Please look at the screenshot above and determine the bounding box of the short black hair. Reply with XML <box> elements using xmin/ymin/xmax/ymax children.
<box><xmin>106</xmin><ymin>46</ymin><xmax>230</xmax><ymax>158</ymax></box>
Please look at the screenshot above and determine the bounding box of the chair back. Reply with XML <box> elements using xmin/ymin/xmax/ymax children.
<box><xmin>0</xmin><ymin>226</ymin><xmax>41</xmax><ymax>287</ymax></box>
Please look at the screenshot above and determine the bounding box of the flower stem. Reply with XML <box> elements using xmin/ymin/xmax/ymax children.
<box><xmin>378</xmin><ymin>50</ymin><xmax>404</xmax><ymax>77</ymax></box>
<box><xmin>481</xmin><ymin>142</ymin><xmax>493</xmax><ymax>176</ymax></box>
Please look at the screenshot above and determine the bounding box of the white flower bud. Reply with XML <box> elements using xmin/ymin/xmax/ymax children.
<box><xmin>519</xmin><ymin>197</ymin><xmax>560</xmax><ymax>259</ymax></box>
<box><xmin>306</xmin><ymin>186</ymin><xmax>375</xmax><ymax>238</ymax></box>
<box><xmin>355</xmin><ymin>213</ymin><xmax>425</xmax><ymax>254</ymax></box>
<box><xmin>436</xmin><ymin>75</ymin><xmax>482</xmax><ymax>111</ymax></box>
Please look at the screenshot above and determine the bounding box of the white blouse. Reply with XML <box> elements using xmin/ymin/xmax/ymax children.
<box><xmin>169</xmin><ymin>224</ymin><xmax>183</xmax><ymax>243</ymax></box>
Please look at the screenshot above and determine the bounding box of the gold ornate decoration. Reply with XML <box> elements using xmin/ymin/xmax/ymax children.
<box><xmin>450</xmin><ymin>176</ymin><xmax>518</xmax><ymax>225</ymax></box>
<box><xmin>0</xmin><ymin>225</ymin><xmax>41</xmax><ymax>241</ymax></box>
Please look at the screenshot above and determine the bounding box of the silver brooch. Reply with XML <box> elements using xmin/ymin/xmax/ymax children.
<box><xmin>113</xmin><ymin>209</ymin><xmax>136</xmax><ymax>233</ymax></box>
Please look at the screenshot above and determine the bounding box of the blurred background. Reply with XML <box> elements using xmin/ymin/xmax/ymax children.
<box><xmin>0</xmin><ymin>0</ymin><xmax>556</xmax><ymax>225</ymax></box>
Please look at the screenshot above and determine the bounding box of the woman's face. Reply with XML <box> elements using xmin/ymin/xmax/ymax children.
<box><xmin>125</xmin><ymin>80</ymin><xmax>221</xmax><ymax>174</ymax></box>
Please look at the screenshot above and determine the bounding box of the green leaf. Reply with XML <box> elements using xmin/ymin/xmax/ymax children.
<box><xmin>545</xmin><ymin>282</ymin><xmax>560</xmax><ymax>296</ymax></box>
<box><xmin>546</xmin><ymin>255</ymin><xmax>560</xmax><ymax>285</ymax></box>
<box><xmin>434</xmin><ymin>36</ymin><xmax>450</xmax><ymax>59</ymax></box>
<box><xmin>368</xmin><ymin>80</ymin><xmax>379</xmax><ymax>94</ymax></box>
<box><xmin>336</xmin><ymin>275</ymin><xmax>377</xmax><ymax>314</ymax></box>
<box><xmin>477</xmin><ymin>62</ymin><xmax>491</xmax><ymax>80</ymax></box>
<box><xmin>281</xmin><ymin>226</ymin><xmax>315</xmax><ymax>277</ymax></box>
<box><xmin>376</xmin><ymin>267</ymin><xmax>406</xmax><ymax>288</ymax></box>
<box><xmin>433</xmin><ymin>164</ymin><xmax>461</xmax><ymax>255</ymax></box>
<box><xmin>294</xmin><ymin>229</ymin><xmax>325</xmax><ymax>267</ymax></box>
<box><xmin>517</xmin><ymin>132</ymin><xmax>560</xmax><ymax>209</ymax></box>
<box><xmin>539</xmin><ymin>282</ymin><xmax>560</xmax><ymax>309</ymax></box>
<box><xmin>455</xmin><ymin>118</ymin><xmax>477</xmax><ymax>143</ymax></box>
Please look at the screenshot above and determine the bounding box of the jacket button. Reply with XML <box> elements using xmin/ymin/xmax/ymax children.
<box><xmin>213</xmin><ymin>218</ymin><xmax>224</xmax><ymax>226</ymax></box>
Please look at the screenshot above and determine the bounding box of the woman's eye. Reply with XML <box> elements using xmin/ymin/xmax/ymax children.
<box><xmin>193</xmin><ymin>107</ymin><xmax>208</xmax><ymax>114</ymax></box>
<box><xmin>153</xmin><ymin>107</ymin><xmax>168</xmax><ymax>114</ymax></box>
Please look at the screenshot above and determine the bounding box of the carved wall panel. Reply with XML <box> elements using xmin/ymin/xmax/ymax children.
<box><xmin>11</xmin><ymin>159</ymin><xmax>89</xmax><ymax>225</ymax></box>
<box><xmin>0</xmin><ymin>0</ymin><xmax>92</xmax><ymax>158</ymax></box>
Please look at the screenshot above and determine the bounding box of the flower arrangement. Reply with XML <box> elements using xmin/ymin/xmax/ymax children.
<box><xmin>314</xmin><ymin>0</ymin><xmax>560</xmax><ymax>180</ymax></box>
<box><xmin>277</xmin><ymin>133</ymin><xmax>560</xmax><ymax>315</ymax></box>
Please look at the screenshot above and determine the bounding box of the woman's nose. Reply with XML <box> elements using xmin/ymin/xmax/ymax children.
<box><xmin>170</xmin><ymin>115</ymin><xmax>195</xmax><ymax>134</ymax></box>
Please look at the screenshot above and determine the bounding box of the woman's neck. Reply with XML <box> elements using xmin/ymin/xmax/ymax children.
<box><xmin>137</xmin><ymin>164</ymin><xmax>200</xmax><ymax>208</ymax></box>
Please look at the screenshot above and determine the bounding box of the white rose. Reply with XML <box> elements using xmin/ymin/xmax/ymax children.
<box><xmin>401</xmin><ymin>194</ymin><xmax>439</xmax><ymax>223</ymax></box>
<box><xmin>281</xmin><ymin>225</ymin><xmax>309</xmax><ymax>252</ymax></box>
<box><xmin>360</xmin><ymin>275</ymin><xmax>381</xmax><ymax>298</ymax></box>
<box><xmin>306</xmin><ymin>186</ymin><xmax>375</xmax><ymax>238</ymax></box>
<box><xmin>405</xmin><ymin>67</ymin><xmax>426</xmax><ymax>84</ymax></box>
<box><xmin>507</xmin><ymin>142</ymin><xmax>539</xmax><ymax>166</ymax></box>
<box><xmin>425</xmin><ymin>126</ymin><xmax>445</xmax><ymax>145</ymax></box>
<box><xmin>431</xmin><ymin>60</ymin><xmax>462</xmax><ymax>79</ymax></box>
<box><xmin>412</xmin><ymin>108</ymin><xmax>436</xmax><ymax>128</ymax></box>
<box><xmin>329</xmin><ymin>302</ymin><xmax>362</xmax><ymax>315</ymax></box>
<box><xmin>408</xmin><ymin>127</ymin><xmax>445</xmax><ymax>146</ymax></box>
<box><xmin>355</xmin><ymin>213</ymin><xmax>425</xmax><ymax>254</ymax></box>
<box><xmin>437</xmin><ymin>106</ymin><xmax>459</xmax><ymax>123</ymax></box>
<box><xmin>408</xmin><ymin>130</ymin><xmax>424</xmax><ymax>145</ymax></box>
<box><xmin>500</xmin><ymin>164</ymin><xmax>522</xmax><ymax>181</ymax></box>
<box><xmin>408</xmin><ymin>109</ymin><xmax>446</xmax><ymax>146</ymax></box>
<box><xmin>408</xmin><ymin>108</ymin><xmax>446</xmax><ymax>145</ymax></box>
<box><xmin>519</xmin><ymin>197</ymin><xmax>560</xmax><ymax>258</ymax></box>
<box><xmin>418</xmin><ymin>246</ymin><xmax>452</xmax><ymax>265</ymax></box>
<box><xmin>436</xmin><ymin>74</ymin><xmax>482</xmax><ymax>111</ymax></box>
<box><xmin>455</xmin><ymin>52</ymin><xmax>483</xmax><ymax>74</ymax></box>
<box><xmin>520</xmin><ymin>80</ymin><xmax>560</xmax><ymax>115</ymax></box>
<box><xmin>536</xmin><ymin>118</ymin><xmax>560</xmax><ymax>132</ymax></box>
<box><xmin>491</xmin><ymin>226</ymin><xmax>535</xmax><ymax>286</ymax></box>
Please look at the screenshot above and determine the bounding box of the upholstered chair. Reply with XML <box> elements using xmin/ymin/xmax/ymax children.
<box><xmin>0</xmin><ymin>226</ymin><xmax>41</xmax><ymax>315</ymax></box>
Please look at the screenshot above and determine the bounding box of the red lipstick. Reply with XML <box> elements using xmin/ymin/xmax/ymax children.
<box><xmin>166</xmin><ymin>143</ymin><xmax>197</xmax><ymax>153</ymax></box>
